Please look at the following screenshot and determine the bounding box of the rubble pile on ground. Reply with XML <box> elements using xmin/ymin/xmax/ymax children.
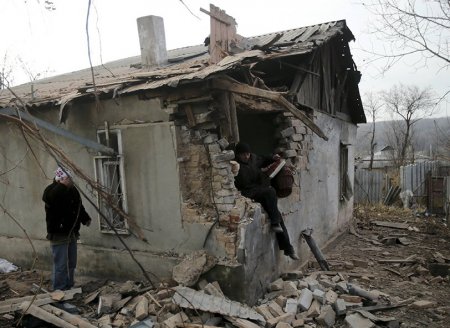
<box><xmin>0</xmin><ymin>269</ymin><xmax>415</xmax><ymax>328</ymax></box>
<box><xmin>255</xmin><ymin>270</ymin><xmax>407</xmax><ymax>328</ymax></box>
<box><xmin>1</xmin><ymin>204</ymin><xmax>449</xmax><ymax>327</ymax></box>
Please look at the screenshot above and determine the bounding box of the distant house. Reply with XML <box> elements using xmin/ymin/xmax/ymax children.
<box><xmin>0</xmin><ymin>6</ymin><xmax>365</xmax><ymax>303</ymax></box>
<box><xmin>356</xmin><ymin>144</ymin><xmax>435</xmax><ymax>172</ymax></box>
<box><xmin>356</xmin><ymin>145</ymin><xmax>395</xmax><ymax>171</ymax></box>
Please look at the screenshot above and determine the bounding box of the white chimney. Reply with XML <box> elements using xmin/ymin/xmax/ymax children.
<box><xmin>137</xmin><ymin>15</ymin><xmax>168</xmax><ymax>67</ymax></box>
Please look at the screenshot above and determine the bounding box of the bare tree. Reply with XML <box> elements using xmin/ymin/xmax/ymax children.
<box><xmin>0</xmin><ymin>53</ymin><xmax>13</xmax><ymax>90</ymax></box>
<box><xmin>382</xmin><ymin>84</ymin><xmax>435</xmax><ymax>167</ymax></box>
<box><xmin>363</xmin><ymin>92</ymin><xmax>384</xmax><ymax>170</ymax></box>
<box><xmin>363</xmin><ymin>0</ymin><xmax>449</xmax><ymax>71</ymax></box>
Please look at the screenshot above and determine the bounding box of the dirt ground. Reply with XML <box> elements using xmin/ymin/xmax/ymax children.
<box><xmin>319</xmin><ymin>204</ymin><xmax>450</xmax><ymax>327</ymax></box>
<box><xmin>1</xmin><ymin>204</ymin><xmax>449</xmax><ymax>327</ymax></box>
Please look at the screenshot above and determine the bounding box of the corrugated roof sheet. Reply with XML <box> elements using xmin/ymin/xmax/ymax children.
<box><xmin>0</xmin><ymin>20</ymin><xmax>351</xmax><ymax>108</ymax></box>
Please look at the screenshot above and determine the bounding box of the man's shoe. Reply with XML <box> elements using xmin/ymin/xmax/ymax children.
<box><xmin>286</xmin><ymin>252</ymin><xmax>299</xmax><ymax>260</ymax></box>
<box><xmin>271</xmin><ymin>223</ymin><xmax>283</xmax><ymax>233</ymax></box>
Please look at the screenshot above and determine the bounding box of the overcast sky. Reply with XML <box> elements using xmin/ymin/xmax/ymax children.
<box><xmin>1</xmin><ymin>0</ymin><xmax>448</xmax><ymax>119</ymax></box>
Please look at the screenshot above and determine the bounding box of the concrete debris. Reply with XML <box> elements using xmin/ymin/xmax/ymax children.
<box><xmin>172</xmin><ymin>250</ymin><xmax>217</xmax><ymax>286</ymax></box>
<box><xmin>344</xmin><ymin>313</ymin><xmax>376</xmax><ymax>328</ymax></box>
<box><xmin>298</xmin><ymin>288</ymin><xmax>313</xmax><ymax>311</ymax></box>
<box><xmin>172</xmin><ymin>286</ymin><xmax>265</xmax><ymax>323</ymax></box>
<box><xmin>316</xmin><ymin>304</ymin><xmax>335</xmax><ymax>327</ymax></box>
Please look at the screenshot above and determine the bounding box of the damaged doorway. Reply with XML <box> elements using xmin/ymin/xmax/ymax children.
<box><xmin>237</xmin><ymin>111</ymin><xmax>279</xmax><ymax>155</ymax></box>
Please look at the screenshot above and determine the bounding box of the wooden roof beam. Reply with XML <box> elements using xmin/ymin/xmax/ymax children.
<box><xmin>210</xmin><ymin>78</ymin><xmax>328</xmax><ymax>141</ymax></box>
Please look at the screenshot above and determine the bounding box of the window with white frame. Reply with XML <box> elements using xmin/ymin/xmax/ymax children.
<box><xmin>94</xmin><ymin>129</ymin><xmax>129</xmax><ymax>233</ymax></box>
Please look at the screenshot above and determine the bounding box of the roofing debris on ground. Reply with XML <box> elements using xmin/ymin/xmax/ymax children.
<box><xmin>0</xmin><ymin>204</ymin><xmax>449</xmax><ymax>328</ymax></box>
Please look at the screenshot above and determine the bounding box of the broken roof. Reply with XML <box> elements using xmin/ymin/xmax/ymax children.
<box><xmin>0</xmin><ymin>20</ymin><xmax>356</xmax><ymax>110</ymax></box>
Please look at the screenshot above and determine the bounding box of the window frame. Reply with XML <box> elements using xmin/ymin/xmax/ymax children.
<box><xmin>94</xmin><ymin>129</ymin><xmax>129</xmax><ymax>234</ymax></box>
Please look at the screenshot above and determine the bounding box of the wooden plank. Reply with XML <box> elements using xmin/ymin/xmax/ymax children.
<box><xmin>183</xmin><ymin>104</ymin><xmax>197</xmax><ymax>127</ymax></box>
<box><xmin>228</xmin><ymin>92</ymin><xmax>240</xmax><ymax>143</ymax></box>
<box><xmin>176</xmin><ymin>324</ymin><xmax>221</xmax><ymax>328</ymax></box>
<box><xmin>234</xmin><ymin>94</ymin><xmax>284</xmax><ymax>112</ymax></box>
<box><xmin>0</xmin><ymin>288</ymin><xmax>82</xmax><ymax>314</ymax></box>
<box><xmin>224</xmin><ymin>316</ymin><xmax>261</xmax><ymax>328</ymax></box>
<box><xmin>20</xmin><ymin>302</ymin><xmax>77</xmax><ymax>328</ymax></box>
<box><xmin>315</xmin><ymin>271</ymin><xmax>375</xmax><ymax>278</ymax></box>
<box><xmin>41</xmin><ymin>304</ymin><xmax>97</xmax><ymax>328</ymax></box>
<box><xmin>372</xmin><ymin>221</ymin><xmax>409</xmax><ymax>230</ymax></box>
<box><xmin>377</xmin><ymin>259</ymin><xmax>417</xmax><ymax>264</ymax></box>
<box><xmin>211</xmin><ymin>78</ymin><xmax>328</xmax><ymax>140</ymax></box>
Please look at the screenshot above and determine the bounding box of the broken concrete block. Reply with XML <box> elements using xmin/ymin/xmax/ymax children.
<box><xmin>98</xmin><ymin>314</ymin><xmax>112</xmax><ymax>327</ymax></box>
<box><xmin>204</xmin><ymin>283</ymin><xmax>225</xmax><ymax>297</ymax></box>
<box><xmin>335</xmin><ymin>282</ymin><xmax>348</xmax><ymax>294</ymax></box>
<box><xmin>333</xmin><ymin>298</ymin><xmax>346</xmax><ymax>316</ymax></box>
<box><xmin>112</xmin><ymin>314</ymin><xmax>128</xmax><ymax>327</ymax></box>
<box><xmin>345</xmin><ymin>313</ymin><xmax>375</xmax><ymax>328</ymax></box>
<box><xmin>255</xmin><ymin>304</ymin><xmax>275</xmax><ymax>321</ymax></box>
<box><xmin>98</xmin><ymin>294</ymin><xmax>121</xmax><ymax>315</ymax></box>
<box><xmin>267</xmin><ymin>313</ymin><xmax>295</xmax><ymax>328</ymax></box>
<box><xmin>318</xmin><ymin>279</ymin><xmax>335</xmax><ymax>289</ymax></box>
<box><xmin>306</xmin><ymin>299</ymin><xmax>320</xmax><ymax>318</ymax></box>
<box><xmin>268</xmin><ymin>301</ymin><xmax>286</xmax><ymax>317</ymax></box>
<box><xmin>312</xmin><ymin>289</ymin><xmax>325</xmax><ymax>304</ymax></box>
<box><xmin>282</xmin><ymin>281</ymin><xmax>299</xmax><ymax>298</ymax></box>
<box><xmin>331</xmin><ymin>275</ymin><xmax>341</xmax><ymax>283</ymax></box>
<box><xmin>162</xmin><ymin>312</ymin><xmax>189</xmax><ymax>328</ymax></box>
<box><xmin>275</xmin><ymin>322</ymin><xmax>293</xmax><ymax>328</ymax></box>
<box><xmin>135</xmin><ymin>296</ymin><xmax>149</xmax><ymax>321</ymax></box>
<box><xmin>325</xmin><ymin>290</ymin><xmax>338</xmax><ymax>304</ymax></box>
<box><xmin>412</xmin><ymin>300</ymin><xmax>436</xmax><ymax>309</ymax></box>
<box><xmin>298</xmin><ymin>288</ymin><xmax>313</xmax><ymax>311</ymax></box>
<box><xmin>173</xmin><ymin>286</ymin><xmax>264</xmax><ymax>323</ymax></box>
<box><xmin>316</xmin><ymin>305</ymin><xmax>335</xmax><ymax>327</ymax></box>
<box><xmin>340</xmin><ymin>294</ymin><xmax>363</xmax><ymax>303</ymax></box>
<box><xmin>197</xmin><ymin>279</ymin><xmax>208</xmax><ymax>290</ymax></box>
<box><xmin>284</xmin><ymin>298</ymin><xmax>298</xmax><ymax>314</ymax></box>
<box><xmin>291</xmin><ymin>318</ymin><xmax>304</xmax><ymax>328</ymax></box>
<box><xmin>156</xmin><ymin>289</ymin><xmax>176</xmax><ymax>300</ymax></box>
<box><xmin>275</xmin><ymin>295</ymin><xmax>287</xmax><ymax>309</ymax></box>
<box><xmin>270</xmin><ymin>278</ymin><xmax>284</xmax><ymax>291</ymax></box>
<box><xmin>129</xmin><ymin>318</ymin><xmax>155</xmax><ymax>328</ymax></box>
<box><xmin>307</xmin><ymin>279</ymin><xmax>320</xmax><ymax>292</ymax></box>
<box><xmin>297</xmin><ymin>280</ymin><xmax>309</xmax><ymax>289</ymax></box>
<box><xmin>352</xmin><ymin>259</ymin><xmax>369</xmax><ymax>268</ymax></box>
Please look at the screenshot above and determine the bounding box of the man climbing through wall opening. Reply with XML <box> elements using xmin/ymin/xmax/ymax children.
<box><xmin>231</xmin><ymin>142</ymin><xmax>299</xmax><ymax>260</ymax></box>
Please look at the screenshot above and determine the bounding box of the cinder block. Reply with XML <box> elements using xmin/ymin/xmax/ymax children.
<box><xmin>316</xmin><ymin>305</ymin><xmax>335</xmax><ymax>327</ymax></box>
<box><xmin>333</xmin><ymin>298</ymin><xmax>346</xmax><ymax>316</ymax></box>
<box><xmin>312</xmin><ymin>289</ymin><xmax>325</xmax><ymax>304</ymax></box>
<box><xmin>298</xmin><ymin>288</ymin><xmax>313</xmax><ymax>311</ymax></box>
<box><xmin>284</xmin><ymin>298</ymin><xmax>298</xmax><ymax>314</ymax></box>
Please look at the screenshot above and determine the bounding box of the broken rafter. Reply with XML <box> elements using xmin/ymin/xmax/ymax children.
<box><xmin>211</xmin><ymin>78</ymin><xmax>328</xmax><ymax>140</ymax></box>
<box><xmin>0</xmin><ymin>107</ymin><xmax>115</xmax><ymax>156</ymax></box>
<box><xmin>278</xmin><ymin>60</ymin><xmax>320</xmax><ymax>77</ymax></box>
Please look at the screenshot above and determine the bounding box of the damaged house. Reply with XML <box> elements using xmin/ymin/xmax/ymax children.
<box><xmin>0</xmin><ymin>6</ymin><xmax>365</xmax><ymax>303</ymax></box>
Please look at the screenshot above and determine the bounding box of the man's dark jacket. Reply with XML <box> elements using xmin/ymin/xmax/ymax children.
<box><xmin>235</xmin><ymin>153</ymin><xmax>273</xmax><ymax>197</ymax></box>
<box><xmin>42</xmin><ymin>181</ymin><xmax>91</xmax><ymax>236</ymax></box>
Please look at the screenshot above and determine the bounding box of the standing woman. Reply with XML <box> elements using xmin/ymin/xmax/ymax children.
<box><xmin>42</xmin><ymin>167</ymin><xmax>91</xmax><ymax>290</ymax></box>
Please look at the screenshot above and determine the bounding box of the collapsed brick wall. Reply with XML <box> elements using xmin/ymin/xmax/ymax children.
<box><xmin>175</xmin><ymin>99</ymin><xmax>315</xmax><ymax>261</ymax></box>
